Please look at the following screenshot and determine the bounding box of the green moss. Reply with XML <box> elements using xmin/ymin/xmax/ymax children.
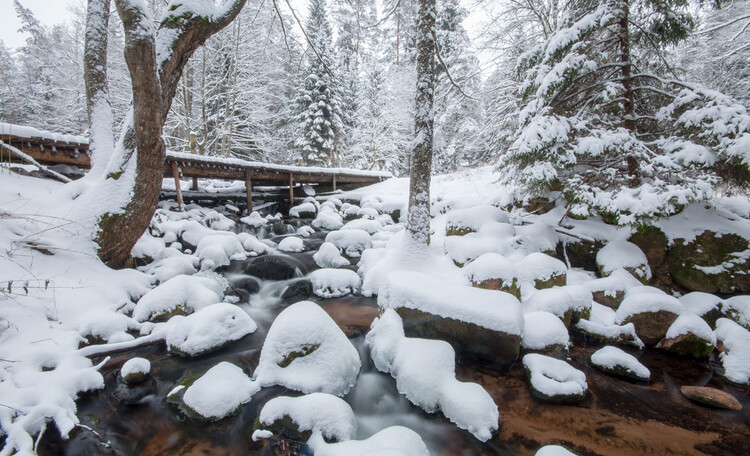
<box><xmin>85</xmin><ymin>414</ymin><xmax>100</xmax><ymax>426</ymax></box>
<box><xmin>445</xmin><ymin>225</ymin><xmax>476</xmax><ymax>237</ymax></box>
<box><xmin>106</xmin><ymin>170</ymin><xmax>124</xmax><ymax>180</ymax></box>
<box><xmin>534</xmin><ymin>272</ymin><xmax>566</xmax><ymax>290</ymax></box>
<box><xmin>278</xmin><ymin>344</ymin><xmax>319</xmax><ymax>368</ymax></box>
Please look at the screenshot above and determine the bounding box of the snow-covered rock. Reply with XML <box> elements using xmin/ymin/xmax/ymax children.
<box><xmin>121</xmin><ymin>357</ymin><xmax>151</xmax><ymax>385</ymax></box>
<box><xmin>195</xmin><ymin>234</ymin><xmax>246</xmax><ymax>270</ymax></box>
<box><xmin>297</xmin><ymin>225</ymin><xmax>316</xmax><ymax>237</ymax></box>
<box><xmin>313</xmin><ymin>242</ymin><xmax>350</xmax><ymax>268</ymax></box>
<box><xmin>522</xmin><ymin>354</ymin><xmax>587</xmax><ymax>402</ymax></box>
<box><xmin>536</xmin><ymin>445</ymin><xmax>579</xmax><ymax>456</ymax></box>
<box><xmin>582</xmin><ymin>268</ymin><xmax>642</xmax><ymax>309</ymax></box>
<box><xmin>614</xmin><ymin>287</ymin><xmax>683</xmax><ymax>345</ymax></box>
<box><xmin>521</xmin><ymin>311</ymin><xmax>570</xmax><ymax>355</ymax></box>
<box><xmin>722</xmin><ymin>295</ymin><xmax>750</xmax><ymax>331</ymax></box>
<box><xmin>141</xmin><ymin>253</ymin><xmax>198</xmax><ymax>283</ymax></box>
<box><xmin>679</xmin><ymin>292</ymin><xmax>724</xmax><ymax>328</ymax></box>
<box><xmin>258</xmin><ymin>393</ymin><xmax>356</xmax><ymax>442</ymax></box>
<box><xmin>325</xmin><ymin>229</ymin><xmax>372</xmax><ymax>258</ymax></box>
<box><xmin>589</xmin><ymin>346</ymin><xmax>650</xmax><ymax>381</ymax></box>
<box><xmin>656</xmin><ymin>313</ymin><xmax>716</xmax><ymax>358</ymax></box>
<box><xmin>290</xmin><ymin>202</ymin><xmax>318</xmax><ymax>218</ymax></box>
<box><xmin>278</xmin><ymin>236</ymin><xmax>305</xmax><ymax>252</ymax></box>
<box><xmin>444</xmin><ymin>234</ymin><xmax>505</xmax><ymax>266</ymax></box>
<box><xmin>524</xmin><ymin>287</ymin><xmax>590</xmax><ymax>327</ymax></box>
<box><xmin>254</xmin><ymin>301</ymin><xmax>361</xmax><ymax>395</ymax></box>
<box><xmin>181</xmin><ymin>362</ymin><xmax>259</xmax><ymax>421</ymax></box>
<box><xmin>166</xmin><ymin>303</ymin><xmax>257</xmax><ymax>357</ymax></box>
<box><xmin>237</xmin><ymin>232</ymin><xmax>271</xmax><ymax>256</ymax></box>
<box><xmin>132</xmin><ymin>274</ymin><xmax>224</xmax><ymax>322</ymax></box>
<box><xmin>240</xmin><ymin>211</ymin><xmax>269</xmax><ymax>228</ymax></box>
<box><xmin>517</xmin><ymin>253</ymin><xmax>567</xmax><ymax>289</ymax></box>
<box><xmin>309</xmin><ymin>426</ymin><xmax>430</xmax><ymax>456</ymax></box>
<box><xmin>445</xmin><ymin>205</ymin><xmax>510</xmax><ymax>236</ymax></box>
<box><xmin>596</xmin><ymin>240</ymin><xmax>651</xmax><ymax>283</ymax></box>
<box><xmin>312</xmin><ymin>209</ymin><xmax>344</xmax><ymax>230</ymax></box>
<box><xmin>310</xmin><ymin>268</ymin><xmax>361</xmax><ymax>298</ymax></box>
<box><xmin>367</xmin><ymin>310</ymin><xmax>499</xmax><ymax>441</ymax></box>
<box><xmin>714</xmin><ymin>318</ymin><xmax>750</xmax><ymax>384</ymax></box>
<box><xmin>463</xmin><ymin>252</ymin><xmax>519</xmax><ymax>297</ymax></box>
<box><xmin>341</xmin><ymin>218</ymin><xmax>383</xmax><ymax>235</ymax></box>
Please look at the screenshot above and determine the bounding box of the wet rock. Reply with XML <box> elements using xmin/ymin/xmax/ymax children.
<box><xmin>680</xmin><ymin>386</ymin><xmax>742</xmax><ymax>411</ymax></box>
<box><xmin>665</xmin><ymin>231</ymin><xmax>750</xmax><ymax>294</ymax></box>
<box><xmin>615</xmin><ymin>289</ymin><xmax>682</xmax><ymax>346</ymax></box>
<box><xmin>244</xmin><ymin>255</ymin><xmax>299</xmax><ymax>281</ymax></box>
<box><xmin>112</xmin><ymin>374</ymin><xmax>157</xmax><ymax>405</ymax></box>
<box><xmin>281</xmin><ymin>279</ymin><xmax>313</xmax><ymax>302</ymax></box>
<box><xmin>397</xmin><ymin>307</ymin><xmax>521</xmax><ymax>369</ymax></box>
<box><xmin>522</xmin><ymin>353</ymin><xmax>587</xmax><ymax>403</ymax></box>
<box><xmin>554</xmin><ymin>239</ymin><xmax>603</xmax><ymax>272</ymax></box>
<box><xmin>589</xmin><ymin>346</ymin><xmax>650</xmax><ymax>382</ymax></box>
<box><xmin>657</xmin><ymin>333</ymin><xmax>715</xmax><ymax>359</ymax></box>
<box><xmin>621</xmin><ymin>310</ymin><xmax>679</xmax><ymax>346</ymax></box>
<box><xmin>231</xmin><ymin>276</ymin><xmax>261</xmax><ymax>294</ymax></box>
<box><xmin>628</xmin><ymin>225</ymin><xmax>668</xmax><ymax>271</ymax></box>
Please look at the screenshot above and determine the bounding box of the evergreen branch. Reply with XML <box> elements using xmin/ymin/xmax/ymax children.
<box><xmin>627</xmin><ymin>19</ymin><xmax>679</xmax><ymax>79</ymax></box>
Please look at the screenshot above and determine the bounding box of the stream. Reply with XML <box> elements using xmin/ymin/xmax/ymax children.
<box><xmin>38</xmin><ymin>216</ymin><xmax>750</xmax><ymax>456</ymax></box>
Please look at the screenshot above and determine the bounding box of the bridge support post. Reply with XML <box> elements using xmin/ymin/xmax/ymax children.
<box><xmin>288</xmin><ymin>172</ymin><xmax>294</xmax><ymax>207</ymax></box>
<box><xmin>171</xmin><ymin>162</ymin><xmax>184</xmax><ymax>211</ymax></box>
<box><xmin>333</xmin><ymin>174</ymin><xmax>337</xmax><ymax>192</ymax></box>
<box><xmin>245</xmin><ymin>171</ymin><xmax>253</xmax><ymax>214</ymax></box>
<box><xmin>191</xmin><ymin>176</ymin><xmax>198</xmax><ymax>191</ymax></box>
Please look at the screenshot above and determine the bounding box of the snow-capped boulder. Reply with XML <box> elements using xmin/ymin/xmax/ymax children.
<box><xmin>297</xmin><ymin>225</ymin><xmax>316</xmax><ymax>237</ymax></box>
<box><xmin>142</xmin><ymin>253</ymin><xmax>198</xmax><ymax>283</ymax></box>
<box><xmin>445</xmin><ymin>205</ymin><xmax>510</xmax><ymax>236</ymax></box>
<box><xmin>237</xmin><ymin>232</ymin><xmax>271</xmax><ymax>256</ymax></box>
<box><xmin>463</xmin><ymin>252</ymin><xmax>519</xmax><ymax>298</ymax></box>
<box><xmin>722</xmin><ymin>295</ymin><xmax>750</xmax><ymax>331</ymax></box>
<box><xmin>596</xmin><ymin>241</ymin><xmax>651</xmax><ymax>284</ymax></box>
<box><xmin>679</xmin><ymin>292</ymin><xmax>724</xmax><ymax>328</ymax></box>
<box><xmin>714</xmin><ymin>318</ymin><xmax>750</xmax><ymax>384</ymax></box>
<box><xmin>589</xmin><ymin>346</ymin><xmax>650</xmax><ymax>381</ymax></box>
<box><xmin>444</xmin><ymin>234</ymin><xmax>504</xmax><ymax>266</ymax></box>
<box><xmin>181</xmin><ymin>362</ymin><xmax>259</xmax><ymax>421</ymax></box>
<box><xmin>290</xmin><ymin>202</ymin><xmax>318</xmax><ymax>218</ymax></box>
<box><xmin>521</xmin><ymin>311</ymin><xmax>570</xmax><ymax>357</ymax></box>
<box><xmin>133</xmin><ymin>274</ymin><xmax>224</xmax><ymax>322</ymax></box>
<box><xmin>656</xmin><ymin>313</ymin><xmax>716</xmax><ymax>358</ymax></box>
<box><xmin>525</xmin><ymin>287</ymin><xmax>590</xmax><ymax>327</ymax></box>
<box><xmin>614</xmin><ymin>287</ymin><xmax>683</xmax><ymax>345</ymax></box>
<box><xmin>254</xmin><ymin>301</ymin><xmax>361</xmax><ymax>395</ymax></box>
<box><xmin>313</xmin><ymin>242</ymin><xmax>350</xmax><ymax>268</ymax></box>
<box><xmin>582</xmin><ymin>268</ymin><xmax>642</xmax><ymax>309</ymax></box>
<box><xmin>517</xmin><ymin>253</ymin><xmax>567</xmax><ymax>289</ymax></box>
<box><xmin>574</xmin><ymin>303</ymin><xmax>644</xmax><ymax>348</ymax></box>
<box><xmin>121</xmin><ymin>357</ymin><xmax>151</xmax><ymax>385</ymax></box>
<box><xmin>367</xmin><ymin>310</ymin><xmax>499</xmax><ymax>441</ymax></box>
<box><xmin>522</xmin><ymin>354</ymin><xmax>587</xmax><ymax>402</ymax></box>
<box><xmin>166</xmin><ymin>303</ymin><xmax>257</xmax><ymax>357</ymax></box>
<box><xmin>310</xmin><ymin>268</ymin><xmax>361</xmax><ymax>298</ymax></box>
<box><xmin>341</xmin><ymin>218</ymin><xmax>383</xmax><ymax>235</ymax></box>
<box><xmin>379</xmin><ymin>271</ymin><xmax>524</xmax><ymax>369</ymax></box>
<box><xmin>535</xmin><ymin>445</ymin><xmax>579</xmax><ymax>456</ymax></box>
<box><xmin>325</xmin><ymin>229</ymin><xmax>372</xmax><ymax>258</ymax></box>
<box><xmin>342</xmin><ymin>204</ymin><xmax>361</xmax><ymax>220</ymax></box>
<box><xmin>195</xmin><ymin>234</ymin><xmax>246</xmax><ymax>270</ymax></box>
<box><xmin>312</xmin><ymin>209</ymin><xmax>344</xmax><ymax>231</ymax></box>
<box><xmin>258</xmin><ymin>393</ymin><xmax>356</xmax><ymax>443</ymax></box>
<box><xmin>308</xmin><ymin>426</ymin><xmax>430</xmax><ymax>456</ymax></box>
<box><xmin>278</xmin><ymin>236</ymin><xmax>305</xmax><ymax>252</ymax></box>
<box><xmin>240</xmin><ymin>211</ymin><xmax>269</xmax><ymax>228</ymax></box>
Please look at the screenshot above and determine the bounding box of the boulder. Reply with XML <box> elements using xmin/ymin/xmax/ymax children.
<box><xmin>281</xmin><ymin>279</ymin><xmax>313</xmax><ymax>302</ymax></box>
<box><xmin>589</xmin><ymin>346</ymin><xmax>650</xmax><ymax>382</ymax></box>
<box><xmin>722</xmin><ymin>295</ymin><xmax>750</xmax><ymax>331</ymax></box>
<box><xmin>521</xmin><ymin>311</ymin><xmax>570</xmax><ymax>357</ymax></box>
<box><xmin>680</xmin><ymin>386</ymin><xmax>742</xmax><ymax>411</ymax></box>
<box><xmin>522</xmin><ymin>354</ymin><xmax>587</xmax><ymax>402</ymax></box>
<box><xmin>258</xmin><ymin>393</ymin><xmax>356</xmax><ymax>443</ymax></box>
<box><xmin>665</xmin><ymin>231</ymin><xmax>750</xmax><ymax>294</ymax></box>
<box><xmin>614</xmin><ymin>288</ymin><xmax>682</xmax><ymax>346</ymax></box>
<box><xmin>596</xmin><ymin>241</ymin><xmax>651</xmax><ymax>285</ymax></box>
<box><xmin>554</xmin><ymin>239</ymin><xmax>603</xmax><ymax>272</ymax></box>
<box><xmin>656</xmin><ymin>314</ymin><xmax>716</xmax><ymax>359</ymax></box>
<box><xmin>517</xmin><ymin>253</ymin><xmax>567</xmax><ymax>289</ymax></box>
<box><xmin>230</xmin><ymin>276</ymin><xmax>261</xmax><ymax>294</ymax></box>
<box><xmin>463</xmin><ymin>253</ymin><xmax>520</xmax><ymax>299</ymax></box>
<box><xmin>679</xmin><ymin>292</ymin><xmax>724</xmax><ymax>329</ymax></box>
<box><xmin>244</xmin><ymin>255</ymin><xmax>300</xmax><ymax>280</ymax></box>
<box><xmin>628</xmin><ymin>225</ymin><xmax>668</xmax><ymax>272</ymax></box>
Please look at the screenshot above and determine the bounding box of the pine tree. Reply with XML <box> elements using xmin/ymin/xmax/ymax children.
<box><xmin>293</xmin><ymin>0</ymin><xmax>344</xmax><ymax>166</ymax></box>
<box><xmin>500</xmin><ymin>0</ymin><xmax>750</xmax><ymax>224</ymax></box>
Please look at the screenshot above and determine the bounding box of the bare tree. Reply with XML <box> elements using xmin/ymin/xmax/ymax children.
<box><xmin>406</xmin><ymin>0</ymin><xmax>436</xmax><ymax>246</ymax></box>
<box><xmin>81</xmin><ymin>0</ymin><xmax>246</xmax><ymax>267</ymax></box>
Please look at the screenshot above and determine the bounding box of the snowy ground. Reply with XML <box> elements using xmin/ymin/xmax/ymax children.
<box><xmin>1</xmin><ymin>166</ymin><xmax>750</xmax><ymax>455</ymax></box>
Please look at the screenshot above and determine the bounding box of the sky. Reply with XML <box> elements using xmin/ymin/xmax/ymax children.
<box><xmin>0</xmin><ymin>0</ymin><xmax>76</xmax><ymax>49</ymax></box>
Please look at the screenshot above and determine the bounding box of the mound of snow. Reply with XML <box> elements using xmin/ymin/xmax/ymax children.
<box><xmin>310</xmin><ymin>268</ymin><xmax>361</xmax><ymax>298</ymax></box>
<box><xmin>290</xmin><ymin>202</ymin><xmax>318</xmax><ymax>218</ymax></box>
<box><xmin>367</xmin><ymin>310</ymin><xmax>499</xmax><ymax>441</ymax></box>
<box><xmin>445</xmin><ymin>205</ymin><xmax>510</xmax><ymax>235</ymax></box>
<box><xmin>313</xmin><ymin>242</ymin><xmax>350</xmax><ymax>268</ymax></box>
<box><xmin>522</xmin><ymin>311</ymin><xmax>570</xmax><ymax>351</ymax></box>
<box><xmin>133</xmin><ymin>275</ymin><xmax>224</xmax><ymax>322</ymax></box>
<box><xmin>341</xmin><ymin>218</ymin><xmax>383</xmax><ymax>235</ymax></box>
<box><xmin>166</xmin><ymin>303</ymin><xmax>257</xmax><ymax>357</ymax></box>
<box><xmin>259</xmin><ymin>393</ymin><xmax>356</xmax><ymax>442</ymax></box>
<box><xmin>240</xmin><ymin>211</ymin><xmax>269</xmax><ymax>228</ymax></box>
<box><xmin>255</xmin><ymin>301</ymin><xmax>361</xmax><ymax>395</ymax></box>
<box><xmin>463</xmin><ymin>252</ymin><xmax>516</xmax><ymax>285</ymax></box>
<box><xmin>596</xmin><ymin>241</ymin><xmax>651</xmax><ymax>280</ymax></box>
<box><xmin>590</xmin><ymin>346</ymin><xmax>650</xmax><ymax>381</ymax></box>
<box><xmin>278</xmin><ymin>236</ymin><xmax>305</xmax><ymax>252</ymax></box>
<box><xmin>313</xmin><ymin>209</ymin><xmax>344</xmax><ymax>230</ymax></box>
<box><xmin>182</xmin><ymin>362</ymin><xmax>259</xmax><ymax>420</ymax></box>
<box><xmin>714</xmin><ymin>318</ymin><xmax>750</xmax><ymax>384</ymax></box>
<box><xmin>309</xmin><ymin>426</ymin><xmax>430</xmax><ymax>456</ymax></box>
<box><xmin>523</xmin><ymin>354</ymin><xmax>587</xmax><ymax>401</ymax></box>
<box><xmin>325</xmin><ymin>229</ymin><xmax>372</xmax><ymax>258</ymax></box>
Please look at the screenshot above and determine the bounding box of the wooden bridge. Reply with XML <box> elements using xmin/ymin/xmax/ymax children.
<box><xmin>1</xmin><ymin>123</ymin><xmax>391</xmax><ymax>211</ymax></box>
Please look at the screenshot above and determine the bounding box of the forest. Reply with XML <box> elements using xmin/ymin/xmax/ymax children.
<box><xmin>1</xmin><ymin>0</ymin><xmax>750</xmax><ymax>455</ymax></box>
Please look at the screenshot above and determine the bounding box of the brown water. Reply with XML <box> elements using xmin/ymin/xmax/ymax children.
<box><xmin>38</xmin><ymin>227</ymin><xmax>750</xmax><ymax>456</ymax></box>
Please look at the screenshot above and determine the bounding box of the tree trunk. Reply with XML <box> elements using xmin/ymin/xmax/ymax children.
<box><xmin>406</xmin><ymin>0</ymin><xmax>436</xmax><ymax>246</ymax></box>
<box><xmin>618</xmin><ymin>0</ymin><xmax>635</xmax><ymax>132</ymax></box>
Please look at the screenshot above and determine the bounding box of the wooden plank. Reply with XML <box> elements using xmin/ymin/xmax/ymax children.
<box><xmin>245</xmin><ymin>171</ymin><xmax>253</xmax><ymax>214</ymax></box>
<box><xmin>171</xmin><ymin>162</ymin><xmax>184</xmax><ymax>211</ymax></box>
<box><xmin>7</xmin><ymin>141</ymin><xmax>91</xmax><ymax>168</ymax></box>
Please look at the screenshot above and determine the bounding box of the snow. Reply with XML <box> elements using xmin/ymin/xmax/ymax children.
<box><xmin>309</xmin><ymin>426</ymin><xmax>430</xmax><ymax>456</ymax></box>
<box><xmin>278</xmin><ymin>236</ymin><xmax>305</xmax><ymax>252</ymax></box>
<box><xmin>714</xmin><ymin>318</ymin><xmax>750</xmax><ymax>384</ymax></box>
<box><xmin>310</xmin><ymin>268</ymin><xmax>362</xmax><ymax>298</ymax></box>
<box><xmin>463</xmin><ymin>252</ymin><xmax>516</xmax><ymax>285</ymax></box>
<box><xmin>522</xmin><ymin>354</ymin><xmax>588</xmax><ymax>398</ymax></box>
<box><xmin>722</xmin><ymin>295</ymin><xmax>750</xmax><ymax>328</ymax></box>
<box><xmin>290</xmin><ymin>202</ymin><xmax>318</xmax><ymax>218</ymax></box>
<box><xmin>254</xmin><ymin>301</ymin><xmax>361</xmax><ymax>395</ymax></box>
<box><xmin>240</xmin><ymin>211</ymin><xmax>269</xmax><ymax>227</ymax></box>
<box><xmin>590</xmin><ymin>346</ymin><xmax>650</xmax><ymax>380</ymax></box>
<box><xmin>325</xmin><ymin>229</ymin><xmax>372</xmax><ymax>257</ymax></box>
<box><xmin>237</xmin><ymin>232</ymin><xmax>271</xmax><ymax>256</ymax></box>
<box><xmin>379</xmin><ymin>271</ymin><xmax>524</xmax><ymax>335</ymax></box>
<box><xmin>121</xmin><ymin>357</ymin><xmax>151</xmax><ymax>378</ymax></box>
<box><xmin>313</xmin><ymin>242</ymin><xmax>350</xmax><ymax>268</ymax></box>
<box><xmin>536</xmin><ymin>445</ymin><xmax>579</xmax><ymax>456</ymax></box>
<box><xmin>341</xmin><ymin>218</ymin><xmax>383</xmax><ymax>235</ymax></box>
<box><xmin>445</xmin><ymin>205</ymin><xmax>510</xmax><ymax>234</ymax></box>
<box><xmin>367</xmin><ymin>310</ymin><xmax>499</xmax><ymax>441</ymax></box>
<box><xmin>132</xmin><ymin>274</ymin><xmax>224</xmax><ymax>322</ymax></box>
<box><xmin>524</xmin><ymin>287</ymin><xmax>583</xmax><ymax>322</ymax></box>
<box><xmin>313</xmin><ymin>209</ymin><xmax>345</xmax><ymax>230</ymax></box>
<box><xmin>182</xmin><ymin>362</ymin><xmax>259</xmax><ymax>420</ymax></box>
<box><xmin>522</xmin><ymin>311</ymin><xmax>570</xmax><ymax>350</ymax></box>
<box><xmin>614</xmin><ymin>287</ymin><xmax>683</xmax><ymax>324</ymax></box>
<box><xmin>195</xmin><ymin>234</ymin><xmax>246</xmax><ymax>269</ymax></box>
<box><xmin>166</xmin><ymin>303</ymin><xmax>257</xmax><ymax>356</ymax></box>
<box><xmin>679</xmin><ymin>292</ymin><xmax>724</xmax><ymax>318</ymax></box>
<box><xmin>141</xmin><ymin>252</ymin><xmax>199</xmax><ymax>283</ymax></box>
<box><xmin>517</xmin><ymin>253</ymin><xmax>567</xmax><ymax>285</ymax></box>
<box><xmin>665</xmin><ymin>313</ymin><xmax>716</xmax><ymax>344</ymax></box>
<box><xmin>297</xmin><ymin>225</ymin><xmax>316</xmax><ymax>237</ymax></box>
<box><xmin>596</xmin><ymin>241</ymin><xmax>651</xmax><ymax>280</ymax></box>
<box><xmin>0</xmin><ymin>121</ymin><xmax>88</xmax><ymax>145</ymax></box>
<box><xmin>444</xmin><ymin>234</ymin><xmax>505</xmax><ymax>265</ymax></box>
<box><xmin>259</xmin><ymin>393</ymin><xmax>356</xmax><ymax>442</ymax></box>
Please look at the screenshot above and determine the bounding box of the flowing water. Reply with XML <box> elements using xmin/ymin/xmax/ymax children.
<box><xmin>39</xmin><ymin>220</ymin><xmax>750</xmax><ymax>456</ymax></box>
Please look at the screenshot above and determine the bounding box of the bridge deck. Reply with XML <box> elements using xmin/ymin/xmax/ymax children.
<box><xmin>1</xmin><ymin>122</ymin><xmax>390</xmax><ymax>211</ymax></box>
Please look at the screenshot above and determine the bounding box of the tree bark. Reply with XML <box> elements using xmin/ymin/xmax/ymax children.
<box><xmin>407</xmin><ymin>0</ymin><xmax>436</xmax><ymax>246</ymax></box>
<box><xmin>618</xmin><ymin>0</ymin><xmax>635</xmax><ymax>132</ymax></box>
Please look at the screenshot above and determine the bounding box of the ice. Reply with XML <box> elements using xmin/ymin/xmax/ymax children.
<box><xmin>259</xmin><ymin>393</ymin><xmax>356</xmax><ymax>442</ymax></box>
<box><xmin>714</xmin><ymin>319</ymin><xmax>750</xmax><ymax>384</ymax></box>
<box><xmin>132</xmin><ymin>274</ymin><xmax>224</xmax><ymax>322</ymax></box>
<box><xmin>309</xmin><ymin>426</ymin><xmax>430</xmax><ymax>456</ymax></box>
<box><xmin>367</xmin><ymin>310</ymin><xmax>499</xmax><ymax>441</ymax></box>
<box><xmin>325</xmin><ymin>229</ymin><xmax>372</xmax><ymax>257</ymax></box>
<box><xmin>310</xmin><ymin>268</ymin><xmax>362</xmax><ymax>298</ymax></box>
<box><xmin>166</xmin><ymin>303</ymin><xmax>257</xmax><ymax>356</ymax></box>
<box><xmin>379</xmin><ymin>271</ymin><xmax>524</xmax><ymax>335</ymax></box>
<box><xmin>522</xmin><ymin>311</ymin><xmax>570</xmax><ymax>350</ymax></box>
<box><xmin>254</xmin><ymin>301</ymin><xmax>361</xmax><ymax>395</ymax></box>
<box><xmin>596</xmin><ymin>241</ymin><xmax>651</xmax><ymax>280</ymax></box>
<box><xmin>182</xmin><ymin>362</ymin><xmax>259</xmax><ymax>420</ymax></box>
<box><xmin>278</xmin><ymin>236</ymin><xmax>305</xmax><ymax>252</ymax></box>
<box><xmin>522</xmin><ymin>354</ymin><xmax>587</xmax><ymax>399</ymax></box>
<box><xmin>590</xmin><ymin>346</ymin><xmax>650</xmax><ymax>380</ymax></box>
<box><xmin>313</xmin><ymin>242</ymin><xmax>351</xmax><ymax>268</ymax></box>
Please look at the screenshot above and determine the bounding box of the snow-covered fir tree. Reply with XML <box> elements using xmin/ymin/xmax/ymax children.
<box><xmin>293</xmin><ymin>0</ymin><xmax>344</xmax><ymax>166</ymax></box>
<box><xmin>499</xmin><ymin>0</ymin><xmax>750</xmax><ymax>224</ymax></box>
